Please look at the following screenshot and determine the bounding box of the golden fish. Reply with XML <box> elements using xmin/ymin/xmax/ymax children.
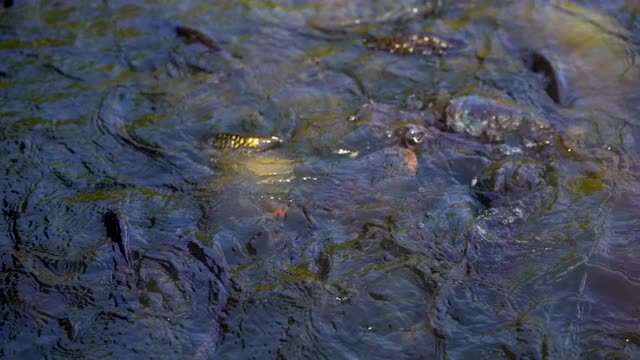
<box><xmin>364</xmin><ymin>33</ymin><xmax>462</xmax><ymax>56</ymax></box>
<box><xmin>206</xmin><ymin>136</ymin><xmax>296</xmax><ymax>220</ymax></box>
<box><xmin>211</xmin><ymin>133</ymin><xmax>282</xmax><ymax>152</ymax></box>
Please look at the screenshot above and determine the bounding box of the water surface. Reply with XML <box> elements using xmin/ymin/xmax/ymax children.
<box><xmin>2</xmin><ymin>0</ymin><xmax>640</xmax><ymax>358</ymax></box>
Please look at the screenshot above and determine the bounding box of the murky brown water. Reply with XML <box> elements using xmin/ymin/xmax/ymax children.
<box><xmin>2</xmin><ymin>1</ymin><xmax>640</xmax><ymax>358</ymax></box>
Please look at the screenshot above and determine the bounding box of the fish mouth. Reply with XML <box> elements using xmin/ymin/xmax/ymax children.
<box><xmin>399</xmin><ymin>125</ymin><xmax>427</xmax><ymax>149</ymax></box>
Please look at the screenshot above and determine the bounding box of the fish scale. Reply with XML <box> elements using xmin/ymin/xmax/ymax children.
<box><xmin>212</xmin><ymin>133</ymin><xmax>282</xmax><ymax>152</ymax></box>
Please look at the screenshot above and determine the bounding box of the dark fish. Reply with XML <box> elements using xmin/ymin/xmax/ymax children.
<box><xmin>187</xmin><ymin>241</ymin><xmax>225</xmax><ymax>277</ymax></box>
<box><xmin>525</xmin><ymin>50</ymin><xmax>576</xmax><ymax>107</ymax></box>
<box><xmin>4</xmin><ymin>0</ymin><xmax>13</xmax><ymax>9</ymax></box>
<box><xmin>103</xmin><ymin>210</ymin><xmax>131</xmax><ymax>265</ymax></box>
<box><xmin>176</xmin><ymin>25</ymin><xmax>221</xmax><ymax>51</ymax></box>
<box><xmin>315</xmin><ymin>251</ymin><xmax>332</xmax><ymax>280</ymax></box>
<box><xmin>211</xmin><ymin>133</ymin><xmax>282</xmax><ymax>152</ymax></box>
<box><xmin>58</xmin><ymin>318</ymin><xmax>75</xmax><ymax>341</ymax></box>
<box><xmin>364</xmin><ymin>33</ymin><xmax>463</xmax><ymax>56</ymax></box>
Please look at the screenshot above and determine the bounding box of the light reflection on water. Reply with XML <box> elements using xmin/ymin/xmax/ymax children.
<box><xmin>1</xmin><ymin>0</ymin><xmax>640</xmax><ymax>358</ymax></box>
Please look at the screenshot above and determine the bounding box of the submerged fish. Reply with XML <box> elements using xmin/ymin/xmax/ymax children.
<box><xmin>445</xmin><ymin>95</ymin><xmax>525</xmax><ymax>143</ymax></box>
<box><xmin>207</xmin><ymin>132</ymin><xmax>294</xmax><ymax>219</ymax></box>
<box><xmin>364</xmin><ymin>33</ymin><xmax>463</xmax><ymax>56</ymax></box>
<box><xmin>501</xmin><ymin>1</ymin><xmax>638</xmax><ymax>116</ymax></box>
<box><xmin>176</xmin><ymin>25</ymin><xmax>221</xmax><ymax>51</ymax></box>
<box><xmin>103</xmin><ymin>210</ymin><xmax>131</xmax><ymax>265</ymax></box>
<box><xmin>211</xmin><ymin>133</ymin><xmax>282</xmax><ymax>152</ymax></box>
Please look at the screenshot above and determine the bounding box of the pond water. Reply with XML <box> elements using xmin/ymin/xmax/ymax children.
<box><xmin>2</xmin><ymin>0</ymin><xmax>640</xmax><ymax>358</ymax></box>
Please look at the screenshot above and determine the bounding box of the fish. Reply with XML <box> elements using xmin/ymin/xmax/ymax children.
<box><xmin>524</xmin><ymin>50</ymin><xmax>576</xmax><ymax>106</ymax></box>
<box><xmin>103</xmin><ymin>210</ymin><xmax>131</xmax><ymax>265</ymax></box>
<box><xmin>501</xmin><ymin>2</ymin><xmax>638</xmax><ymax>108</ymax></box>
<box><xmin>207</xmin><ymin>133</ymin><xmax>294</xmax><ymax>220</ymax></box>
<box><xmin>211</xmin><ymin>133</ymin><xmax>282</xmax><ymax>152</ymax></box>
<box><xmin>176</xmin><ymin>25</ymin><xmax>221</xmax><ymax>51</ymax></box>
<box><xmin>364</xmin><ymin>33</ymin><xmax>463</xmax><ymax>56</ymax></box>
